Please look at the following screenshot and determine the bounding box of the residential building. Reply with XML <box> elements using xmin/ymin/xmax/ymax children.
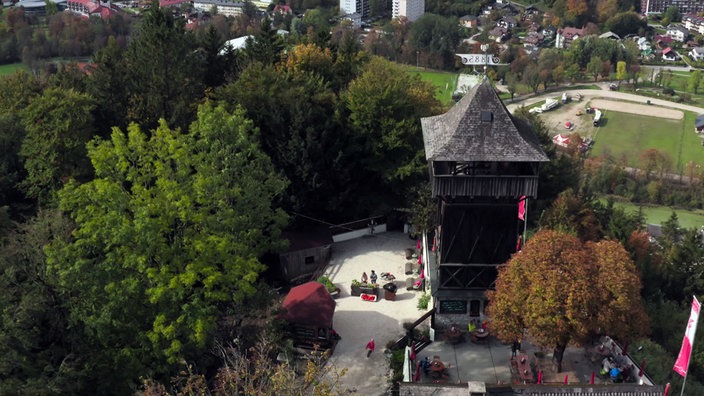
<box><xmin>341</xmin><ymin>12</ymin><xmax>362</xmax><ymax>28</ymax></box>
<box><xmin>392</xmin><ymin>0</ymin><xmax>424</xmax><ymax>22</ymax></box>
<box><xmin>459</xmin><ymin>14</ymin><xmax>478</xmax><ymax>28</ymax></box>
<box><xmin>523</xmin><ymin>31</ymin><xmax>544</xmax><ymax>46</ymax></box>
<box><xmin>65</xmin><ymin>0</ymin><xmax>119</xmax><ymax>19</ymax></box>
<box><xmin>641</xmin><ymin>0</ymin><xmax>704</xmax><ymax>15</ymax></box>
<box><xmin>555</xmin><ymin>26</ymin><xmax>584</xmax><ymax>49</ymax></box>
<box><xmin>340</xmin><ymin>0</ymin><xmax>369</xmax><ymax>19</ymax></box>
<box><xmin>192</xmin><ymin>0</ymin><xmax>244</xmax><ymax>17</ymax></box>
<box><xmin>689</xmin><ymin>46</ymin><xmax>704</xmax><ymax>61</ymax></box>
<box><xmin>683</xmin><ymin>13</ymin><xmax>704</xmax><ymax>35</ymax></box>
<box><xmin>599</xmin><ymin>31</ymin><xmax>620</xmax><ymax>40</ymax></box>
<box><xmin>666</xmin><ymin>24</ymin><xmax>689</xmax><ymax>42</ymax></box>
<box><xmin>497</xmin><ymin>16</ymin><xmax>516</xmax><ymax>29</ymax></box>
<box><xmin>662</xmin><ymin>47</ymin><xmax>677</xmax><ymax>60</ymax></box>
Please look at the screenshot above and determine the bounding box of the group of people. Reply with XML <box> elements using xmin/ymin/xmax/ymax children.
<box><xmin>601</xmin><ymin>356</ymin><xmax>632</xmax><ymax>382</ymax></box>
<box><xmin>360</xmin><ymin>270</ymin><xmax>378</xmax><ymax>284</ymax></box>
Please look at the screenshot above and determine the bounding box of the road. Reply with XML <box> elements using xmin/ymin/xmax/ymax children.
<box><xmin>505</xmin><ymin>83</ymin><xmax>704</xmax><ymax>114</ymax></box>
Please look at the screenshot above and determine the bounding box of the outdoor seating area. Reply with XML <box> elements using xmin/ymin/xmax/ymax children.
<box><xmin>585</xmin><ymin>337</ymin><xmax>639</xmax><ymax>383</ymax></box>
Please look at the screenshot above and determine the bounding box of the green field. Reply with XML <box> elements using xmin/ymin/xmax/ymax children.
<box><xmin>601</xmin><ymin>198</ymin><xmax>704</xmax><ymax>229</ymax></box>
<box><xmin>402</xmin><ymin>65</ymin><xmax>458</xmax><ymax>106</ymax></box>
<box><xmin>589</xmin><ymin>110</ymin><xmax>702</xmax><ymax>171</ymax></box>
<box><xmin>0</xmin><ymin>63</ymin><xmax>26</xmax><ymax>76</ymax></box>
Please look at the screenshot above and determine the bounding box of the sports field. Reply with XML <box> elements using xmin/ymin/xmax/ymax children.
<box><xmin>602</xmin><ymin>198</ymin><xmax>704</xmax><ymax>229</ymax></box>
<box><xmin>589</xmin><ymin>110</ymin><xmax>701</xmax><ymax>169</ymax></box>
<box><xmin>402</xmin><ymin>65</ymin><xmax>457</xmax><ymax>106</ymax></box>
<box><xmin>0</xmin><ymin>63</ymin><xmax>27</xmax><ymax>76</ymax></box>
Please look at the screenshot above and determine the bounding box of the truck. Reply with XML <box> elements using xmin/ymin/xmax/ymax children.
<box><xmin>541</xmin><ymin>98</ymin><xmax>559</xmax><ymax>112</ymax></box>
<box><xmin>593</xmin><ymin>109</ymin><xmax>602</xmax><ymax>126</ymax></box>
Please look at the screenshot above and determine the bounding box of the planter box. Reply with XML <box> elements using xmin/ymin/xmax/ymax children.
<box><xmin>384</xmin><ymin>290</ymin><xmax>396</xmax><ymax>301</ymax></box>
<box><xmin>351</xmin><ymin>284</ymin><xmax>378</xmax><ymax>297</ymax></box>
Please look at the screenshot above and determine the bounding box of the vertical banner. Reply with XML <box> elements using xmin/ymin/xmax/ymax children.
<box><xmin>674</xmin><ymin>296</ymin><xmax>701</xmax><ymax>377</ymax></box>
<box><xmin>518</xmin><ymin>196</ymin><xmax>526</xmax><ymax>221</ymax></box>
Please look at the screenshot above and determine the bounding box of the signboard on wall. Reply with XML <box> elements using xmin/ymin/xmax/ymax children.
<box><xmin>439</xmin><ymin>299</ymin><xmax>468</xmax><ymax>314</ymax></box>
<box><xmin>456</xmin><ymin>53</ymin><xmax>503</xmax><ymax>66</ymax></box>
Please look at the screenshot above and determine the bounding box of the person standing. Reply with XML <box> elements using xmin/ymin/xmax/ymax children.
<box><xmin>369</xmin><ymin>270</ymin><xmax>378</xmax><ymax>284</ymax></box>
<box><xmin>366</xmin><ymin>338</ymin><xmax>375</xmax><ymax>358</ymax></box>
<box><xmin>511</xmin><ymin>340</ymin><xmax>521</xmax><ymax>359</ymax></box>
<box><xmin>361</xmin><ymin>272</ymin><xmax>368</xmax><ymax>283</ymax></box>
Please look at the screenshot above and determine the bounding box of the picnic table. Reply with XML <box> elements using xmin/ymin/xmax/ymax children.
<box><xmin>516</xmin><ymin>354</ymin><xmax>533</xmax><ymax>383</ymax></box>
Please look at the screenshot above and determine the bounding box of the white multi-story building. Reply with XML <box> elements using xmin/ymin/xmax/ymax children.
<box><xmin>340</xmin><ymin>0</ymin><xmax>369</xmax><ymax>19</ymax></box>
<box><xmin>193</xmin><ymin>0</ymin><xmax>245</xmax><ymax>17</ymax></box>
<box><xmin>392</xmin><ymin>0</ymin><xmax>424</xmax><ymax>22</ymax></box>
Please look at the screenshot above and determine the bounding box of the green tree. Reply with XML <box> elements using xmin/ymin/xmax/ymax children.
<box><xmin>410</xmin><ymin>14</ymin><xmax>462</xmax><ymax>70</ymax></box>
<box><xmin>341</xmin><ymin>57</ymin><xmax>442</xmax><ymax>215</ymax></box>
<box><xmin>587</xmin><ymin>56</ymin><xmax>603</xmax><ymax>81</ymax></box>
<box><xmin>46</xmin><ymin>104</ymin><xmax>288</xmax><ymax>383</ymax></box>
<box><xmin>0</xmin><ymin>210</ymin><xmax>86</xmax><ymax>394</ymax></box>
<box><xmin>124</xmin><ymin>2</ymin><xmax>204</xmax><ymax>131</ymax></box>
<box><xmin>689</xmin><ymin>69</ymin><xmax>702</xmax><ymax>94</ymax></box>
<box><xmin>605</xmin><ymin>12</ymin><xmax>647</xmax><ymax>38</ymax></box>
<box><xmin>88</xmin><ymin>36</ymin><xmax>129</xmax><ymax>136</ymax></box>
<box><xmin>19</xmin><ymin>87</ymin><xmax>95</xmax><ymax>203</ymax></box>
<box><xmin>245</xmin><ymin>16</ymin><xmax>285</xmax><ymax>66</ymax></box>
<box><xmin>616</xmin><ymin>60</ymin><xmax>627</xmax><ymax>83</ymax></box>
<box><xmin>487</xmin><ymin>230</ymin><xmax>649</xmax><ymax>372</ymax></box>
<box><xmin>0</xmin><ymin>71</ymin><xmax>42</xmax><ymax>209</ymax></box>
<box><xmin>663</xmin><ymin>5</ymin><xmax>682</xmax><ymax>23</ymax></box>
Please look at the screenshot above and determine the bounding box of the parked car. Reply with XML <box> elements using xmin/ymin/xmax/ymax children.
<box><xmin>609</xmin><ymin>83</ymin><xmax>618</xmax><ymax>91</ymax></box>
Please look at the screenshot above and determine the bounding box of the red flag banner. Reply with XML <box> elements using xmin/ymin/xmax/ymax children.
<box><xmin>674</xmin><ymin>296</ymin><xmax>701</xmax><ymax>377</ymax></box>
<box><xmin>518</xmin><ymin>196</ymin><xmax>526</xmax><ymax>221</ymax></box>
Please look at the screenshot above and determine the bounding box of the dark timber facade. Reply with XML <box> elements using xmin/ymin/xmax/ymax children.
<box><xmin>420</xmin><ymin>78</ymin><xmax>548</xmax><ymax>322</ymax></box>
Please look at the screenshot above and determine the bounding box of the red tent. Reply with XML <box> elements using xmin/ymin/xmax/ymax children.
<box><xmin>280</xmin><ymin>281</ymin><xmax>335</xmax><ymax>329</ymax></box>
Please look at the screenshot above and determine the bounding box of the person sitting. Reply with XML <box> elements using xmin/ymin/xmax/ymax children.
<box><xmin>369</xmin><ymin>270</ymin><xmax>378</xmax><ymax>284</ymax></box>
<box><xmin>609</xmin><ymin>367</ymin><xmax>622</xmax><ymax>382</ymax></box>
<box><xmin>421</xmin><ymin>357</ymin><xmax>430</xmax><ymax>375</ymax></box>
<box><xmin>361</xmin><ymin>272</ymin><xmax>368</xmax><ymax>283</ymax></box>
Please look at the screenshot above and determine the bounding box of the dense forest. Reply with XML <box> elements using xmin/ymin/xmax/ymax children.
<box><xmin>1</xmin><ymin>1</ymin><xmax>704</xmax><ymax>394</ymax></box>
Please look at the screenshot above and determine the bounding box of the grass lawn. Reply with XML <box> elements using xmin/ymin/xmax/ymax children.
<box><xmin>600</xmin><ymin>197</ymin><xmax>704</xmax><ymax>229</ymax></box>
<box><xmin>412</xmin><ymin>69</ymin><xmax>457</xmax><ymax>106</ymax></box>
<box><xmin>0</xmin><ymin>63</ymin><xmax>27</xmax><ymax>76</ymax></box>
<box><xmin>589</xmin><ymin>110</ymin><xmax>703</xmax><ymax>171</ymax></box>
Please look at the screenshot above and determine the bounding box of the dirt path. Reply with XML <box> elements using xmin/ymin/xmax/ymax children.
<box><xmin>589</xmin><ymin>99</ymin><xmax>683</xmax><ymax>120</ymax></box>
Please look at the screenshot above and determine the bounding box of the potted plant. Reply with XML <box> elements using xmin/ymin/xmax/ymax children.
<box><xmin>351</xmin><ymin>279</ymin><xmax>378</xmax><ymax>296</ymax></box>
<box><xmin>317</xmin><ymin>276</ymin><xmax>340</xmax><ymax>298</ymax></box>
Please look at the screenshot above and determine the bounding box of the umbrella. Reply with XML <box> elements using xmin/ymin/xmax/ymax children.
<box><xmin>563</xmin><ymin>374</ymin><xmax>568</xmax><ymax>384</ymax></box>
<box><xmin>590</xmin><ymin>372</ymin><xmax>595</xmax><ymax>384</ymax></box>
<box><xmin>410</xmin><ymin>343</ymin><xmax>416</xmax><ymax>360</ymax></box>
<box><xmin>416</xmin><ymin>239</ymin><xmax>421</xmax><ymax>249</ymax></box>
<box><xmin>664</xmin><ymin>383</ymin><xmax>671</xmax><ymax>396</ymax></box>
<box><xmin>537</xmin><ymin>371</ymin><xmax>543</xmax><ymax>384</ymax></box>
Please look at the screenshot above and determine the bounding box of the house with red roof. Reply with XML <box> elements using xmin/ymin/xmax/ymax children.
<box><xmin>66</xmin><ymin>0</ymin><xmax>120</xmax><ymax>19</ymax></box>
<box><xmin>555</xmin><ymin>26</ymin><xmax>584</xmax><ymax>49</ymax></box>
<box><xmin>278</xmin><ymin>281</ymin><xmax>336</xmax><ymax>350</ymax></box>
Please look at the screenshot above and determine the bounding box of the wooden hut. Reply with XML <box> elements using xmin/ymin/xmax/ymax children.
<box><xmin>279</xmin><ymin>228</ymin><xmax>332</xmax><ymax>284</ymax></box>
<box><xmin>279</xmin><ymin>281</ymin><xmax>336</xmax><ymax>349</ymax></box>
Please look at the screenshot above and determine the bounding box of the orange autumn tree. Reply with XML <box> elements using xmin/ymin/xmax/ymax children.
<box><xmin>486</xmin><ymin>229</ymin><xmax>649</xmax><ymax>372</ymax></box>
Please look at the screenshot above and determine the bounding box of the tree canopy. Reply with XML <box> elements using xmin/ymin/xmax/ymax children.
<box><xmin>46</xmin><ymin>104</ymin><xmax>288</xmax><ymax>387</ymax></box>
<box><xmin>487</xmin><ymin>229</ymin><xmax>649</xmax><ymax>372</ymax></box>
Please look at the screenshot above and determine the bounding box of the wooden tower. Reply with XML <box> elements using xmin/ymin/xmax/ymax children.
<box><xmin>420</xmin><ymin>78</ymin><xmax>548</xmax><ymax>321</ymax></box>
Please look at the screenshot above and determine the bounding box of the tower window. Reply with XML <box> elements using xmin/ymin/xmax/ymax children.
<box><xmin>480</xmin><ymin>111</ymin><xmax>493</xmax><ymax>122</ymax></box>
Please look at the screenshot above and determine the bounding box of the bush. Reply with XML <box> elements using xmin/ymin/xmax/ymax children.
<box><xmin>417</xmin><ymin>293</ymin><xmax>430</xmax><ymax>310</ymax></box>
<box><xmin>316</xmin><ymin>276</ymin><xmax>336</xmax><ymax>293</ymax></box>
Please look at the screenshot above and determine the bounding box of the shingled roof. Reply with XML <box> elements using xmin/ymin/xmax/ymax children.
<box><xmin>421</xmin><ymin>78</ymin><xmax>548</xmax><ymax>163</ymax></box>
